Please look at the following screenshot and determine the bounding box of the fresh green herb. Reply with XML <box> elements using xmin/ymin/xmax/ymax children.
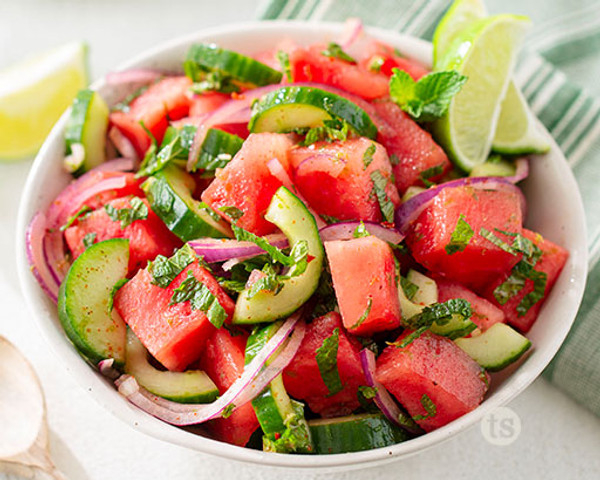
<box><xmin>353</xmin><ymin>221</ymin><xmax>371</xmax><ymax>238</ymax></box>
<box><xmin>400</xmin><ymin>276</ymin><xmax>419</xmax><ymax>301</ymax></box>
<box><xmin>370</xmin><ymin>170</ymin><xmax>395</xmax><ymax>223</ymax></box>
<box><xmin>217</xmin><ymin>254</ymin><xmax>271</xmax><ymax>294</ymax></box>
<box><xmin>300</xmin><ymin>118</ymin><xmax>350</xmax><ymax>146</ymax></box>
<box><xmin>362</xmin><ymin>143</ymin><xmax>377</xmax><ymax>170</ymax></box>
<box><xmin>321</xmin><ymin>42</ymin><xmax>356</xmax><ymax>63</ymax></box>
<box><xmin>367</xmin><ymin>55</ymin><xmax>385</xmax><ymax>72</ymax></box>
<box><xmin>389</xmin><ymin>241</ymin><xmax>409</xmax><ymax>255</ymax></box>
<box><xmin>389</xmin><ymin>69</ymin><xmax>467</xmax><ymax>122</ymax></box>
<box><xmin>315</xmin><ymin>328</ymin><xmax>343</xmax><ymax>396</ymax></box>
<box><xmin>391</xmin><ymin>325</ymin><xmax>430</xmax><ymax>348</ymax></box>
<box><xmin>445</xmin><ymin>214</ymin><xmax>474</xmax><ymax>255</ymax></box>
<box><xmin>193</xmin><ymin>129</ymin><xmax>243</xmax><ymax>174</ymax></box>
<box><xmin>405</xmin><ymin>298</ymin><xmax>472</xmax><ymax>330</ymax></box>
<box><xmin>350</xmin><ymin>298</ymin><xmax>372</xmax><ymax>330</ymax></box>
<box><xmin>136</xmin><ymin>127</ymin><xmax>193</xmax><ymax>178</ymax></box>
<box><xmin>82</xmin><ymin>232</ymin><xmax>97</xmax><ymax>249</ymax></box>
<box><xmin>356</xmin><ymin>336</ymin><xmax>379</xmax><ymax>355</ymax></box>
<box><xmin>60</xmin><ymin>205</ymin><xmax>91</xmax><ymax>231</ymax></box>
<box><xmin>311</xmin><ymin>265</ymin><xmax>338</xmax><ymax>319</ymax></box>
<box><xmin>412</xmin><ymin>394</ymin><xmax>437</xmax><ymax>421</ymax></box>
<box><xmin>112</xmin><ymin>84</ymin><xmax>151</xmax><ymax>113</ymax></box>
<box><xmin>277</xmin><ymin>50</ymin><xmax>292</xmax><ymax>82</ymax></box>
<box><xmin>419</xmin><ymin>164</ymin><xmax>443</xmax><ymax>187</ymax></box>
<box><xmin>222</xmin><ymin>403</ymin><xmax>236</xmax><ymax>419</ymax></box>
<box><xmin>358</xmin><ymin>385</ymin><xmax>378</xmax><ymax>400</ymax></box>
<box><xmin>262</xmin><ymin>403</ymin><xmax>312</xmax><ymax>454</ymax></box>
<box><xmin>247</xmin><ymin>263</ymin><xmax>284</xmax><ymax>298</ymax></box>
<box><xmin>170</xmin><ymin>270</ymin><xmax>227</xmax><ymax>328</ymax></box>
<box><xmin>494</xmin><ymin>260</ymin><xmax>547</xmax><ymax>315</ymax></box>
<box><xmin>184</xmin><ymin>60</ymin><xmax>239</xmax><ymax>94</ymax></box>
<box><xmin>321</xmin><ymin>214</ymin><xmax>343</xmax><ymax>224</ymax></box>
<box><xmin>357</xmin><ymin>385</ymin><xmax>381</xmax><ymax>413</ymax></box>
<box><xmin>108</xmin><ymin>278</ymin><xmax>129</xmax><ymax>313</ymax></box>
<box><xmin>389</xmin><ymin>153</ymin><xmax>400</xmax><ymax>166</ymax></box>
<box><xmin>104</xmin><ymin>197</ymin><xmax>148</xmax><ymax>229</ymax></box>
<box><xmin>149</xmin><ymin>244</ymin><xmax>197</xmax><ymax>288</ymax></box>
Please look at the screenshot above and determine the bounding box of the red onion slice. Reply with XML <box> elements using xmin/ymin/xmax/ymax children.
<box><xmin>320</xmin><ymin>221</ymin><xmax>404</xmax><ymax>244</ymax></box>
<box><xmin>105</xmin><ymin>68</ymin><xmax>164</xmax><ymax>87</ymax></box>
<box><xmin>359</xmin><ymin>348</ymin><xmax>423</xmax><ymax>435</ymax></box>
<box><xmin>98</xmin><ymin>359</ymin><xmax>121</xmax><ymax>380</ymax></box>
<box><xmin>189</xmin><ymin>234</ymin><xmax>288</xmax><ymax>264</ymax></box>
<box><xmin>108</xmin><ymin>127</ymin><xmax>140</xmax><ymax>162</ymax></box>
<box><xmin>25</xmin><ymin>213</ymin><xmax>59</xmax><ymax>303</ymax></box>
<box><xmin>394</xmin><ymin>177</ymin><xmax>526</xmax><ymax>235</ymax></box>
<box><xmin>338</xmin><ymin>18</ymin><xmax>364</xmax><ymax>50</ymax></box>
<box><xmin>116</xmin><ymin>314</ymin><xmax>305</xmax><ymax>425</ymax></box>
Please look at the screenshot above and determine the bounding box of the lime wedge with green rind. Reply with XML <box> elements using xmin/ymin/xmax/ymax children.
<box><xmin>432</xmin><ymin>14</ymin><xmax>531</xmax><ymax>172</ymax></box>
<box><xmin>0</xmin><ymin>42</ymin><xmax>88</xmax><ymax>161</ymax></box>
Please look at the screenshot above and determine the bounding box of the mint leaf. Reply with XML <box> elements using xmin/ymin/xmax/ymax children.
<box><xmin>389</xmin><ymin>69</ymin><xmax>467</xmax><ymax>122</ymax></box>
<box><xmin>222</xmin><ymin>403</ymin><xmax>236</xmax><ymax>418</ymax></box>
<box><xmin>60</xmin><ymin>205</ymin><xmax>91</xmax><ymax>231</ymax></box>
<box><xmin>219</xmin><ymin>205</ymin><xmax>244</xmax><ymax>222</ymax></box>
<box><xmin>108</xmin><ymin>278</ymin><xmax>129</xmax><ymax>313</ymax></box>
<box><xmin>362</xmin><ymin>143</ymin><xmax>377</xmax><ymax>170</ymax></box>
<box><xmin>419</xmin><ymin>164</ymin><xmax>443</xmax><ymax>187</ymax></box>
<box><xmin>321</xmin><ymin>42</ymin><xmax>356</xmax><ymax>63</ymax></box>
<box><xmin>401</xmin><ymin>298</ymin><xmax>472</xmax><ymax>332</ymax></box>
<box><xmin>321</xmin><ymin>214</ymin><xmax>343</xmax><ymax>224</ymax></box>
<box><xmin>367</xmin><ymin>55</ymin><xmax>385</xmax><ymax>73</ymax></box>
<box><xmin>247</xmin><ymin>263</ymin><xmax>284</xmax><ymax>298</ymax></box>
<box><xmin>494</xmin><ymin>259</ymin><xmax>547</xmax><ymax>315</ymax></box>
<box><xmin>300</xmin><ymin>118</ymin><xmax>350</xmax><ymax>146</ymax></box>
<box><xmin>315</xmin><ymin>328</ymin><xmax>343</xmax><ymax>396</ymax></box>
<box><xmin>389</xmin><ymin>153</ymin><xmax>400</xmax><ymax>166</ymax></box>
<box><xmin>149</xmin><ymin>244</ymin><xmax>197</xmax><ymax>288</ymax></box>
<box><xmin>277</xmin><ymin>50</ymin><xmax>292</xmax><ymax>82</ymax></box>
<box><xmin>231</xmin><ymin>224</ymin><xmax>293</xmax><ymax>266</ymax></box>
<box><xmin>350</xmin><ymin>298</ymin><xmax>372</xmax><ymax>330</ymax></box>
<box><xmin>170</xmin><ymin>270</ymin><xmax>227</xmax><ymax>328</ymax></box>
<box><xmin>445</xmin><ymin>214</ymin><xmax>474</xmax><ymax>255</ymax></box>
<box><xmin>400</xmin><ymin>276</ymin><xmax>419</xmax><ymax>301</ymax></box>
<box><xmin>104</xmin><ymin>197</ymin><xmax>148</xmax><ymax>229</ymax></box>
<box><xmin>413</xmin><ymin>394</ymin><xmax>437</xmax><ymax>421</ymax></box>
<box><xmin>370</xmin><ymin>170</ymin><xmax>395</xmax><ymax>223</ymax></box>
<box><xmin>353</xmin><ymin>221</ymin><xmax>370</xmax><ymax>238</ymax></box>
<box><xmin>82</xmin><ymin>232</ymin><xmax>97</xmax><ymax>249</ymax></box>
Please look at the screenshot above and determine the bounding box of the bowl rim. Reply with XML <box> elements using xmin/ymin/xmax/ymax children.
<box><xmin>16</xmin><ymin>19</ymin><xmax>588</xmax><ymax>470</ymax></box>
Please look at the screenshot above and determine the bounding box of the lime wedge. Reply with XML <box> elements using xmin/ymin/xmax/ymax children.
<box><xmin>491</xmin><ymin>82</ymin><xmax>550</xmax><ymax>154</ymax></box>
<box><xmin>0</xmin><ymin>42</ymin><xmax>88</xmax><ymax>161</ymax></box>
<box><xmin>432</xmin><ymin>15</ymin><xmax>531</xmax><ymax>172</ymax></box>
<box><xmin>432</xmin><ymin>0</ymin><xmax>486</xmax><ymax>66</ymax></box>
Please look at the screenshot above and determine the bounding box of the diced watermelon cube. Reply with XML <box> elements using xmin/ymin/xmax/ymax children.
<box><xmin>114</xmin><ymin>260</ymin><xmax>235</xmax><ymax>371</ymax></box>
<box><xmin>434</xmin><ymin>275</ymin><xmax>505</xmax><ymax>332</ymax></box>
<box><xmin>64</xmin><ymin>196</ymin><xmax>181</xmax><ymax>274</ymax></box>
<box><xmin>373</xmin><ymin>101</ymin><xmax>451</xmax><ymax>193</ymax></box>
<box><xmin>199</xmin><ymin>328</ymin><xmax>259</xmax><ymax>447</ymax></box>
<box><xmin>189</xmin><ymin>92</ymin><xmax>230</xmax><ymax>117</ymax></box>
<box><xmin>358</xmin><ymin>41</ymin><xmax>430</xmax><ymax>80</ymax></box>
<box><xmin>481</xmin><ymin>229</ymin><xmax>569</xmax><ymax>332</ymax></box>
<box><xmin>376</xmin><ymin>330</ymin><xmax>489</xmax><ymax>432</ymax></box>
<box><xmin>288</xmin><ymin>45</ymin><xmax>391</xmax><ymax>100</ymax></box>
<box><xmin>289</xmin><ymin>138</ymin><xmax>400</xmax><ymax>223</ymax></box>
<box><xmin>109</xmin><ymin>76</ymin><xmax>192</xmax><ymax>158</ymax></box>
<box><xmin>406</xmin><ymin>185</ymin><xmax>524</xmax><ymax>291</ymax></box>
<box><xmin>282</xmin><ymin>312</ymin><xmax>367</xmax><ymax>417</ymax></box>
<box><xmin>201</xmin><ymin>133</ymin><xmax>296</xmax><ymax>235</ymax></box>
<box><xmin>325</xmin><ymin>236</ymin><xmax>401</xmax><ymax>336</ymax></box>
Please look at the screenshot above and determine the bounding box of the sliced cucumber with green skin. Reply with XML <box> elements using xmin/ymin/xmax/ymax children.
<box><xmin>125</xmin><ymin>329</ymin><xmax>218</xmax><ymax>403</ymax></box>
<box><xmin>161</xmin><ymin>125</ymin><xmax>197</xmax><ymax>158</ymax></box>
<box><xmin>454</xmin><ymin>322</ymin><xmax>531</xmax><ymax>371</ymax></box>
<box><xmin>185</xmin><ymin>43</ymin><xmax>282</xmax><ymax>87</ymax></box>
<box><xmin>142</xmin><ymin>164</ymin><xmax>232</xmax><ymax>242</ymax></box>
<box><xmin>193</xmin><ymin>128</ymin><xmax>243</xmax><ymax>175</ymax></box>
<box><xmin>233</xmin><ymin>186</ymin><xmax>324</xmax><ymax>323</ymax></box>
<box><xmin>245</xmin><ymin>322</ymin><xmax>313</xmax><ymax>453</ymax></box>
<box><xmin>64</xmin><ymin>89</ymin><xmax>109</xmax><ymax>176</ymax></box>
<box><xmin>469</xmin><ymin>157</ymin><xmax>516</xmax><ymax>178</ymax></box>
<box><xmin>308</xmin><ymin>413</ymin><xmax>410</xmax><ymax>454</ymax></box>
<box><xmin>248</xmin><ymin>86</ymin><xmax>378</xmax><ymax>139</ymax></box>
<box><xmin>57</xmin><ymin>239</ymin><xmax>129</xmax><ymax>366</ymax></box>
<box><xmin>430</xmin><ymin>313</ymin><xmax>477</xmax><ymax>340</ymax></box>
<box><xmin>398</xmin><ymin>269</ymin><xmax>437</xmax><ymax>319</ymax></box>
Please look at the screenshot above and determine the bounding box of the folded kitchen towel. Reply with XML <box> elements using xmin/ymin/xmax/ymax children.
<box><xmin>257</xmin><ymin>0</ymin><xmax>600</xmax><ymax>417</ymax></box>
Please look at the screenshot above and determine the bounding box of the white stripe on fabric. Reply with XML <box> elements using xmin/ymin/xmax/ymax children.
<box><xmin>569</xmin><ymin>113</ymin><xmax>600</xmax><ymax>168</ymax></box>
<box><xmin>530</xmin><ymin>73</ymin><xmax>566</xmax><ymax>115</ymax></box>
<box><xmin>514</xmin><ymin>54</ymin><xmax>545</xmax><ymax>89</ymax></box>
<box><xmin>550</xmin><ymin>91</ymin><xmax>587</xmax><ymax>139</ymax></box>
<box><xmin>588</xmin><ymin>229</ymin><xmax>600</xmax><ymax>269</ymax></box>
<box><xmin>522</xmin><ymin>63</ymin><xmax>553</xmax><ymax>98</ymax></box>
<box><xmin>309</xmin><ymin>0</ymin><xmax>333</xmax><ymax>20</ymax></box>
<box><xmin>404</xmin><ymin>0</ymin><xmax>444</xmax><ymax>36</ymax></box>
<box><xmin>564</xmin><ymin>104</ymin><xmax>600</xmax><ymax>163</ymax></box>
<box><xmin>296</xmin><ymin>0</ymin><xmax>317</xmax><ymax>20</ymax></box>
<box><xmin>277</xmin><ymin>0</ymin><xmax>300</xmax><ymax>19</ymax></box>
<box><xmin>391</xmin><ymin>0</ymin><xmax>428</xmax><ymax>32</ymax></box>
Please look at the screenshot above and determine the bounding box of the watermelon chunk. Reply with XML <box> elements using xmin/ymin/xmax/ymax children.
<box><xmin>482</xmin><ymin>229</ymin><xmax>569</xmax><ymax>332</ymax></box>
<box><xmin>189</xmin><ymin>92</ymin><xmax>230</xmax><ymax>117</ymax></box>
<box><xmin>373</xmin><ymin>101</ymin><xmax>450</xmax><ymax>193</ymax></box>
<box><xmin>434</xmin><ymin>276</ymin><xmax>505</xmax><ymax>332</ymax></box>
<box><xmin>288</xmin><ymin>45</ymin><xmax>391</xmax><ymax>100</ymax></box>
<box><xmin>282</xmin><ymin>312</ymin><xmax>367</xmax><ymax>417</ymax></box>
<box><xmin>114</xmin><ymin>260</ymin><xmax>235</xmax><ymax>371</ymax></box>
<box><xmin>358</xmin><ymin>41</ymin><xmax>429</xmax><ymax>80</ymax></box>
<box><xmin>406</xmin><ymin>185</ymin><xmax>524</xmax><ymax>291</ymax></box>
<box><xmin>325</xmin><ymin>236</ymin><xmax>401</xmax><ymax>336</ymax></box>
<box><xmin>376</xmin><ymin>330</ymin><xmax>489</xmax><ymax>432</ymax></box>
<box><xmin>199</xmin><ymin>328</ymin><xmax>259</xmax><ymax>447</ymax></box>
<box><xmin>201</xmin><ymin>133</ymin><xmax>296</xmax><ymax>235</ymax></box>
<box><xmin>64</xmin><ymin>196</ymin><xmax>181</xmax><ymax>274</ymax></box>
<box><xmin>289</xmin><ymin>138</ymin><xmax>400</xmax><ymax>223</ymax></box>
<box><xmin>109</xmin><ymin>76</ymin><xmax>192</xmax><ymax>158</ymax></box>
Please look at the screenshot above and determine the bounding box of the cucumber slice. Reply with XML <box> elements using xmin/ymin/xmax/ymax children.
<box><xmin>308</xmin><ymin>413</ymin><xmax>410</xmax><ymax>454</ymax></box>
<box><xmin>64</xmin><ymin>89</ymin><xmax>109</xmax><ymax>176</ymax></box>
<box><xmin>430</xmin><ymin>313</ymin><xmax>477</xmax><ymax>340</ymax></box>
<box><xmin>469</xmin><ymin>157</ymin><xmax>516</xmax><ymax>178</ymax></box>
<box><xmin>398</xmin><ymin>269</ymin><xmax>437</xmax><ymax>319</ymax></box>
<box><xmin>232</xmin><ymin>186</ymin><xmax>324</xmax><ymax>323</ymax></box>
<box><xmin>248</xmin><ymin>86</ymin><xmax>378</xmax><ymax>139</ymax></box>
<box><xmin>57</xmin><ymin>239</ymin><xmax>129</xmax><ymax>366</ymax></box>
<box><xmin>192</xmin><ymin>128</ymin><xmax>243</xmax><ymax>175</ymax></box>
<box><xmin>185</xmin><ymin>43</ymin><xmax>282</xmax><ymax>87</ymax></box>
<box><xmin>454</xmin><ymin>322</ymin><xmax>531</xmax><ymax>371</ymax></box>
<box><xmin>125</xmin><ymin>329</ymin><xmax>218</xmax><ymax>403</ymax></box>
<box><xmin>142</xmin><ymin>164</ymin><xmax>232</xmax><ymax>242</ymax></box>
<box><xmin>245</xmin><ymin>322</ymin><xmax>313</xmax><ymax>453</ymax></box>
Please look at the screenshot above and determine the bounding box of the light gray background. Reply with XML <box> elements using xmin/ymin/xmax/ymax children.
<box><xmin>1</xmin><ymin>1</ymin><xmax>599</xmax><ymax>479</ymax></box>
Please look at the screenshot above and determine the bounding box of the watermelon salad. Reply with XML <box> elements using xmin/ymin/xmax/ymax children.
<box><xmin>25</xmin><ymin>20</ymin><xmax>569</xmax><ymax>455</ymax></box>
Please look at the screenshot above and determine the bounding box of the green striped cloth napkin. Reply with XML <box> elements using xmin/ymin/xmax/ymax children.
<box><xmin>257</xmin><ymin>0</ymin><xmax>600</xmax><ymax>417</ymax></box>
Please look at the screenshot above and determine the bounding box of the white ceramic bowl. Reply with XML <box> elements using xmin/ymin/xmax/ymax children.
<box><xmin>16</xmin><ymin>21</ymin><xmax>588</xmax><ymax>471</ymax></box>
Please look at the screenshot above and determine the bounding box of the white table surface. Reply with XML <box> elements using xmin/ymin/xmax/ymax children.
<box><xmin>1</xmin><ymin>1</ymin><xmax>600</xmax><ymax>479</ymax></box>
